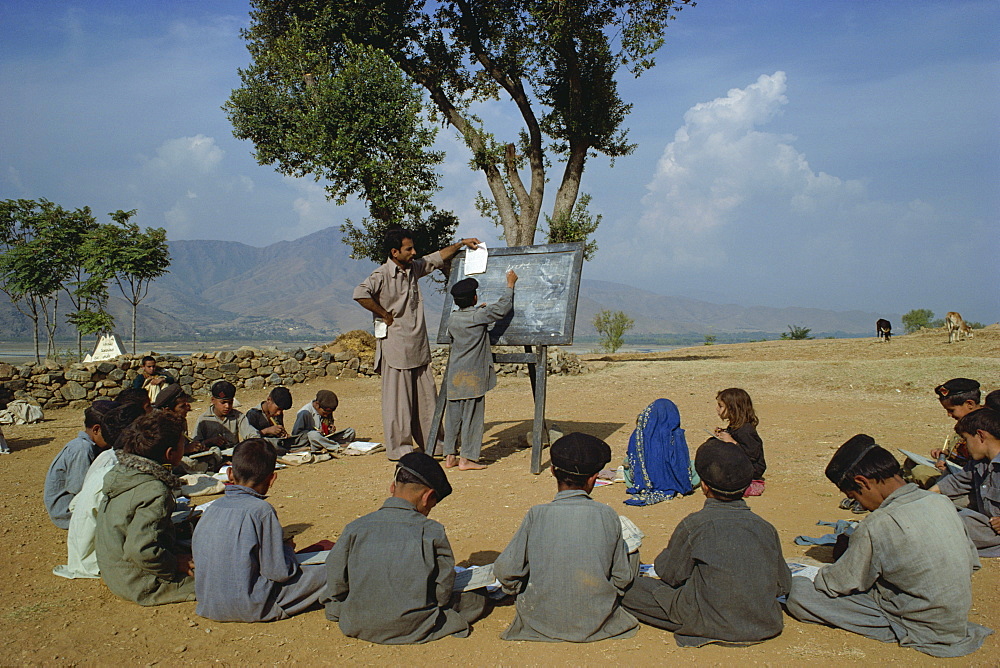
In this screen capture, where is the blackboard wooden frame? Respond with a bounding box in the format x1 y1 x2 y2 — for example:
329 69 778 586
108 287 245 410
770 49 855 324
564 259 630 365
428 242 584 474
435 242 585 346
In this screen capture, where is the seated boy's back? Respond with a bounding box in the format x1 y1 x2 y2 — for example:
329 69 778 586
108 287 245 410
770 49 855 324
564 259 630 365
622 439 790 647
324 453 481 643
44 403 111 528
193 439 326 622
494 433 638 642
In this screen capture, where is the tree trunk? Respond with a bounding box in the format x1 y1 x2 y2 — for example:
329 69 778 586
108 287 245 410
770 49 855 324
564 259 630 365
131 301 137 355
32 317 40 364
551 143 587 222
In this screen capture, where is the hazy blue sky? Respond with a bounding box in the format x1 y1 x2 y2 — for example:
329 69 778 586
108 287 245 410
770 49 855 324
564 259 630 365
1 1 997 319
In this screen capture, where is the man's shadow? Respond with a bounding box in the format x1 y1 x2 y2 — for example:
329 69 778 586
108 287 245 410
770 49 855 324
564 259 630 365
4 435 54 453
479 419 626 465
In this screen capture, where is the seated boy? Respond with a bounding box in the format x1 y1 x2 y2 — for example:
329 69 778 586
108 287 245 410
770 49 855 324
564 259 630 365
246 387 294 438
493 432 638 642
132 355 175 402
931 409 1000 557
192 438 327 621
54 403 146 579
44 401 113 529
96 411 196 605
193 380 260 448
292 390 355 449
621 439 790 647
786 434 991 657
442 272 515 471
324 452 485 643
902 378 981 489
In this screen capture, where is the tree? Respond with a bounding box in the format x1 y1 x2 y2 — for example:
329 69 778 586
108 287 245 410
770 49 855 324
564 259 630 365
0 199 74 363
594 309 634 353
901 308 934 334
83 210 170 354
227 31 455 263
781 325 812 340
231 0 695 254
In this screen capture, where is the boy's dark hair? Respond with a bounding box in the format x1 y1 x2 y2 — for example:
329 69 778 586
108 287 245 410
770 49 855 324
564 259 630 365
231 438 278 486
956 408 1000 440
141 355 156 365
116 387 150 407
453 293 476 308
269 386 293 411
119 411 186 463
394 466 433 496
552 467 593 489
826 435 900 493
382 226 414 257
935 378 981 407
84 402 113 430
100 403 147 449
985 389 1000 413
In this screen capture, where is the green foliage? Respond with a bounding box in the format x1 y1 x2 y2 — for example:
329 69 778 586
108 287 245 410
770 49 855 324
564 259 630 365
780 325 813 340
593 310 634 353
544 193 600 259
967 321 985 329
234 0 695 253
339 210 458 266
901 308 935 334
703 334 716 346
83 210 170 354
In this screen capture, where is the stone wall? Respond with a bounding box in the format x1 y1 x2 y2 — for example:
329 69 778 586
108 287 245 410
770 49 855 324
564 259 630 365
0 345 589 411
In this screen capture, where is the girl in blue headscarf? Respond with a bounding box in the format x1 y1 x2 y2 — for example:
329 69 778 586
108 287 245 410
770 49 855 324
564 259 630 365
625 399 694 506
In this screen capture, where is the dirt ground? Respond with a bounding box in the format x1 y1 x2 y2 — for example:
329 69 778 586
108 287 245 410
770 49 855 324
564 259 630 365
2 326 998 666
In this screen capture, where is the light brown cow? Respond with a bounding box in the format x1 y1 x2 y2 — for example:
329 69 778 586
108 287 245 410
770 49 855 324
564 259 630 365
946 311 974 343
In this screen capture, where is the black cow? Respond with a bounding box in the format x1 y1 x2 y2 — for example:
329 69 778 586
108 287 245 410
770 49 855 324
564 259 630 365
876 318 892 343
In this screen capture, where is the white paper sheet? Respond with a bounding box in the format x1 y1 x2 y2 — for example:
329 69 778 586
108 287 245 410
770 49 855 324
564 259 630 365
464 243 488 275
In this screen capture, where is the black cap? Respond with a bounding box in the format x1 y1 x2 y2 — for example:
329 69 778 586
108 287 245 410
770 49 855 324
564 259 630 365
211 380 236 400
450 277 478 298
315 389 339 410
695 439 754 494
269 387 292 410
152 383 182 409
398 452 452 501
825 434 880 487
551 432 612 475
934 378 979 399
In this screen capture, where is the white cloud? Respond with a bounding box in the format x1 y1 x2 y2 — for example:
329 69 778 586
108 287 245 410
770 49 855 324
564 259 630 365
142 134 224 178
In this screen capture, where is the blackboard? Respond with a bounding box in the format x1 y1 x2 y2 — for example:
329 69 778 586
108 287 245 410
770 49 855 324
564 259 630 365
435 242 584 346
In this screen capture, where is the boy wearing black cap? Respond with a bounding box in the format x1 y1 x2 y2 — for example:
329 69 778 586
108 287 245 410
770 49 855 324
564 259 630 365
443 269 516 470
787 434 991 657
193 380 260 448
323 452 486 643
621 438 790 647
931 409 1000 557
246 387 293 438
493 432 639 642
904 378 983 489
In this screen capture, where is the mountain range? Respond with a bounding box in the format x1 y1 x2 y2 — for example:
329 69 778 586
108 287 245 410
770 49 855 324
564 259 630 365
0 227 896 342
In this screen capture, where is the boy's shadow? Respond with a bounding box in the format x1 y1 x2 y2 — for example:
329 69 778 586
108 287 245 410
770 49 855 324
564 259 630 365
479 419 625 466
803 545 837 564
5 436 54 453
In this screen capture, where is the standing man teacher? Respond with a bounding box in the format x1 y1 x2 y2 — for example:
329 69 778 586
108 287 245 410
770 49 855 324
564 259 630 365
354 227 481 461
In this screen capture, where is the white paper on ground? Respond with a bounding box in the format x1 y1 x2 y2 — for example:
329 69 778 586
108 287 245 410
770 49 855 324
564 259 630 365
464 244 488 275
295 550 331 566
345 441 382 453
453 564 501 592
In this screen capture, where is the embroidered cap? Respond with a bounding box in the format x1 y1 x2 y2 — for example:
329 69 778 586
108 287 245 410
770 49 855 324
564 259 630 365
934 378 979 399
211 380 236 400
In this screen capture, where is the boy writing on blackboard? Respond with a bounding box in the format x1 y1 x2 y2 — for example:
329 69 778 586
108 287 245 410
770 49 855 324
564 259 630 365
443 270 517 470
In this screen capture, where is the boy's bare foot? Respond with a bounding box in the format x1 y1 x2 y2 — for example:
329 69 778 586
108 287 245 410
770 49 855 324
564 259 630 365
458 458 486 470
444 454 459 468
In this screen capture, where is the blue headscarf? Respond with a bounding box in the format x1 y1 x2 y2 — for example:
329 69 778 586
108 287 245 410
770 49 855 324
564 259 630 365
625 399 693 506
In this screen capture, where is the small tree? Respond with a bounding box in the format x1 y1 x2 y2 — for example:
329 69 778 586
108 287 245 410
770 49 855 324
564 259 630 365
83 210 170 354
704 334 717 346
593 310 634 354
901 308 935 334
781 325 812 340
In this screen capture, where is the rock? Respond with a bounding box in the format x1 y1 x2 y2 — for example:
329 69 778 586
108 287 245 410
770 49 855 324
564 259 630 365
267 373 283 386
68 399 90 410
235 348 255 360
347 357 360 370
217 351 236 364
326 362 343 375
333 352 354 362
283 359 301 373
339 368 358 379
272 364 284 375
292 373 305 383
293 348 306 361
32 388 53 400
60 381 88 401
65 369 91 382
96 362 116 374
237 368 255 379
179 375 195 386
202 368 223 381
4 379 27 391
258 366 272 376
245 376 266 390
0 363 13 380
219 363 239 374
321 352 332 362
107 368 126 381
